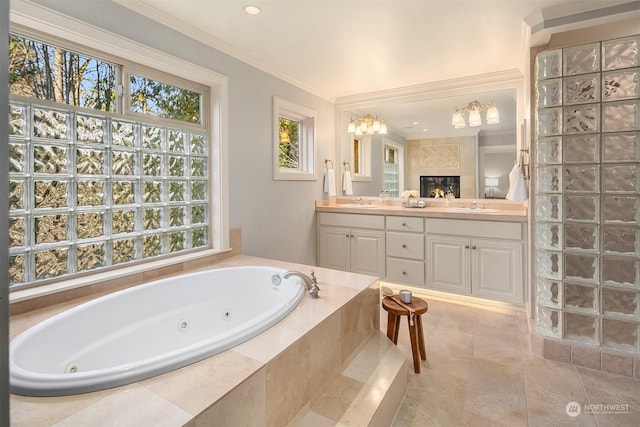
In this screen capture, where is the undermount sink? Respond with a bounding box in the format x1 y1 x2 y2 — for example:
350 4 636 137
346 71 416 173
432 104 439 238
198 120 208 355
337 204 379 208
446 207 499 214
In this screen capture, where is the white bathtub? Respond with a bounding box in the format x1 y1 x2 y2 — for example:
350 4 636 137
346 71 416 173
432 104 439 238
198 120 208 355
10 266 306 396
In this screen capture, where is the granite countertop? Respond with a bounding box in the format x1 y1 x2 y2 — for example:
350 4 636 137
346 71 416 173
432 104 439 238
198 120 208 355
315 199 528 223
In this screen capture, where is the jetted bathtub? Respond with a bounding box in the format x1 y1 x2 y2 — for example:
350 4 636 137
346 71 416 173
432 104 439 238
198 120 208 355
10 266 306 396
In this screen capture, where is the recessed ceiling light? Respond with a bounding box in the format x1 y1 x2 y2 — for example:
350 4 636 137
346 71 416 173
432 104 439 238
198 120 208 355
413 121 419 125
244 5 261 15
423 128 429 132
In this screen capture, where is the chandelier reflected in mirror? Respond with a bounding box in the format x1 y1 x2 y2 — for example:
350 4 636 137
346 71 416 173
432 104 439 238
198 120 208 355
451 100 500 129
347 113 388 135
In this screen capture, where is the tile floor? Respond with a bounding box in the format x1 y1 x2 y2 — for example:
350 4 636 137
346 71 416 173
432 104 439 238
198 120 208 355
385 297 640 427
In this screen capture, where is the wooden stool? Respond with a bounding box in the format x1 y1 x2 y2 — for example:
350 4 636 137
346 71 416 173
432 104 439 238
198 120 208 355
382 296 428 373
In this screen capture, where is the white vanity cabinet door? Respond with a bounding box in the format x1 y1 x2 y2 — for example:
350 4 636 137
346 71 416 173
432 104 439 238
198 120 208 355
471 238 523 303
426 235 471 294
426 229 524 303
317 226 351 272
350 229 386 277
317 213 385 277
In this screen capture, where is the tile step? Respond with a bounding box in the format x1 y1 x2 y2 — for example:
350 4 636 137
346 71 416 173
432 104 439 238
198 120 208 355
289 330 408 427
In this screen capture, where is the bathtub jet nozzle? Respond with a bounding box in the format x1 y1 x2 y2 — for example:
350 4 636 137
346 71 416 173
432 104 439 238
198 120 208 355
283 270 320 299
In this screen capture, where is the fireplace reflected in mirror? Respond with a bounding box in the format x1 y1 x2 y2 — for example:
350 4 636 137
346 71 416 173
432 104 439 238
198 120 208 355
420 176 461 198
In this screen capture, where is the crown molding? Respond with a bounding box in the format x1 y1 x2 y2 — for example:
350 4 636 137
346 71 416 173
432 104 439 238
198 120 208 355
525 0 640 47
335 69 523 110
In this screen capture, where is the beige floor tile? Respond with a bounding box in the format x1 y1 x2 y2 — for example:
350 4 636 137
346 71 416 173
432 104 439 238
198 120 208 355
477 310 522 332
577 367 640 427
522 355 586 406
473 327 522 372
463 359 528 426
385 299 640 427
526 396 598 427
461 410 511 426
404 369 467 426
412 296 449 316
431 326 476 354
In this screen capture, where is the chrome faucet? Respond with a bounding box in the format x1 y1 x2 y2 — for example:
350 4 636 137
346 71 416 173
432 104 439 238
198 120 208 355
283 270 320 299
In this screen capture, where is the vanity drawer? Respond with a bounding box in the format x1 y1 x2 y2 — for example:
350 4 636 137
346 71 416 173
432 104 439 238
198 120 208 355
425 218 522 240
386 216 424 232
386 258 425 286
318 212 385 229
386 232 425 260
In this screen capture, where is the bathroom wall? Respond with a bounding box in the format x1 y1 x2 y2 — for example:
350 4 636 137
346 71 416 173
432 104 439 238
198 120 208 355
1 0 10 422
406 136 477 198
28 0 335 266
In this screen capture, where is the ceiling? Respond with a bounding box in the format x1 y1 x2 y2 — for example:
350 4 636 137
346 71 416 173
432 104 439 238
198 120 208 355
117 0 637 138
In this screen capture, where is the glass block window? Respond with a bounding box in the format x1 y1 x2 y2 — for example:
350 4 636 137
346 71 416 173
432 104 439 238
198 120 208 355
535 34 640 353
383 145 400 197
8 33 210 288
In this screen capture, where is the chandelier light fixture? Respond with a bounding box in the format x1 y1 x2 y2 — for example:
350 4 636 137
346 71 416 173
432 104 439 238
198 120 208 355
451 100 500 129
347 113 388 136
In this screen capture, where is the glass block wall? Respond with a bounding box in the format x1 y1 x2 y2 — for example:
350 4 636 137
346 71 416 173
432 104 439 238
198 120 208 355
8 103 209 286
383 161 399 197
534 35 640 353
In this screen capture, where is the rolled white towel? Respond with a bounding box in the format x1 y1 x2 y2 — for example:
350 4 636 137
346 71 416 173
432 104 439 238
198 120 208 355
343 170 353 196
506 164 528 202
324 168 336 197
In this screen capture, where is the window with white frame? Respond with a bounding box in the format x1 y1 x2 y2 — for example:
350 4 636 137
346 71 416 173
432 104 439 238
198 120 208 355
8 31 212 287
273 96 316 180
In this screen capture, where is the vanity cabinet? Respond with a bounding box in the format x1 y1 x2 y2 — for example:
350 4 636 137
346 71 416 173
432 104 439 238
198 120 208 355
317 213 385 277
385 216 425 286
425 218 524 303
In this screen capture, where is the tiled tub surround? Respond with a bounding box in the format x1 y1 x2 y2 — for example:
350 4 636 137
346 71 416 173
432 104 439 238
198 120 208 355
534 35 640 358
10 255 402 426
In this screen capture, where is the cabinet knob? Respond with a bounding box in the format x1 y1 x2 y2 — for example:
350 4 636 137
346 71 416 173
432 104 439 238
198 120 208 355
402 271 407 275
402 222 407 226
346 234 350 238
402 244 407 248
465 245 470 249
472 245 477 250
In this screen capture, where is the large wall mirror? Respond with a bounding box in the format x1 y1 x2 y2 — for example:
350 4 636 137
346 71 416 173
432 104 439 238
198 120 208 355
337 76 523 199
